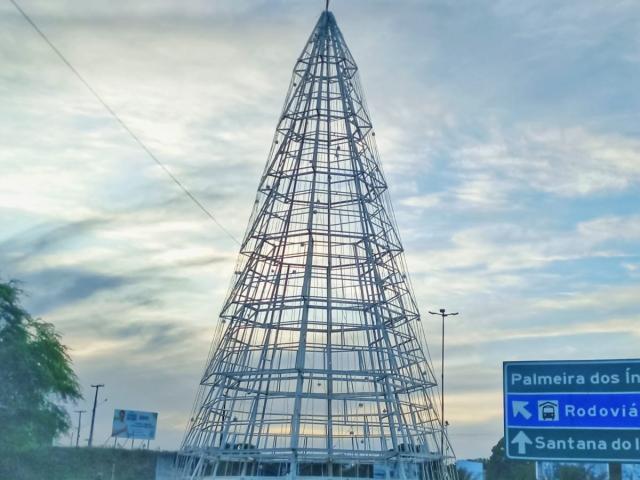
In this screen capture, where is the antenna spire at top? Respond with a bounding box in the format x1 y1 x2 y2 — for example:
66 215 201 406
326 0 329 11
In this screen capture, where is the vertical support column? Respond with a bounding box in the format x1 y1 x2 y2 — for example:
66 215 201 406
289 13 329 477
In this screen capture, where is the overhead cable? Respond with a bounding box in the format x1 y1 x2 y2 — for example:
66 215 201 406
9 0 241 246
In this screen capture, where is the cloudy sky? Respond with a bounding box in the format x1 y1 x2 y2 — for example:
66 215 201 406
1 0 639 460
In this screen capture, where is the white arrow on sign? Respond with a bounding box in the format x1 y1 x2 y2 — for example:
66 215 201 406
512 400 532 419
511 431 532 454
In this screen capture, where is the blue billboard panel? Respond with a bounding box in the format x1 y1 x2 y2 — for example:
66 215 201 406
536 462 609 480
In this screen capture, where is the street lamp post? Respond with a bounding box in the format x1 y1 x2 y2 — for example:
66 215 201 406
428 308 458 458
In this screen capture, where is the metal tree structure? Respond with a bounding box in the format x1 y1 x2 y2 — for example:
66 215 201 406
174 10 456 480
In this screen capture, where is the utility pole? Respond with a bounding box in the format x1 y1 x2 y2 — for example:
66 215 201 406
88 384 104 447
428 308 458 458
75 410 87 447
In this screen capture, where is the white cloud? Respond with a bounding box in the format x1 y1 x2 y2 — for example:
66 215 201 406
533 285 640 311
406 216 640 282
453 126 640 201
399 125 640 213
401 193 441 209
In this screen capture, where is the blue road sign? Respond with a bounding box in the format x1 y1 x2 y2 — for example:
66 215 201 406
503 359 640 462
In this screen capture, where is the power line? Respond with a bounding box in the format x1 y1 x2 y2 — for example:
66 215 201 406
9 0 241 246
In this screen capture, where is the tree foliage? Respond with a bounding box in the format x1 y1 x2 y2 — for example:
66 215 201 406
485 437 535 480
0 280 82 450
461 439 621 480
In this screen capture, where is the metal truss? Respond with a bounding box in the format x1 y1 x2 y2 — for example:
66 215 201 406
174 10 457 480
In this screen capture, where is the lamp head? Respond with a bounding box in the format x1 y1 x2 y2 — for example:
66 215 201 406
439 309 445 314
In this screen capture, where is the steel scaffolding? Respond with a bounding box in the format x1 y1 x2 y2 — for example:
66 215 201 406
174 10 457 480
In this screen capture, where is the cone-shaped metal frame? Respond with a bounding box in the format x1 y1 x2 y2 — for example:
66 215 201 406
174 11 457 480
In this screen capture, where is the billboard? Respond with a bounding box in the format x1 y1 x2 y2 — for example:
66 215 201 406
456 461 484 480
504 359 640 462
536 462 609 480
622 464 640 480
111 409 158 440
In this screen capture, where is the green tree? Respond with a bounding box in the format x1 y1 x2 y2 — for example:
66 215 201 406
0 280 82 451
485 437 535 480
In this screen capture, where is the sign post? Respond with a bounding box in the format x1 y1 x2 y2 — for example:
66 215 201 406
503 359 640 462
